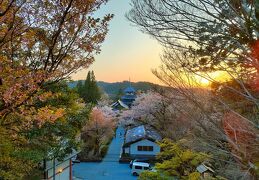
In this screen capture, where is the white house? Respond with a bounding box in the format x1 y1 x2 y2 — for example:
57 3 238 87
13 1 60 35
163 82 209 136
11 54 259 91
42 150 79 180
122 125 162 158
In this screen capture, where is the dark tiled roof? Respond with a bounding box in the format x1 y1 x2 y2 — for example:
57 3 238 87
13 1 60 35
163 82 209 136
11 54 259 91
121 95 136 107
124 125 162 147
111 100 129 109
121 94 136 100
124 86 136 93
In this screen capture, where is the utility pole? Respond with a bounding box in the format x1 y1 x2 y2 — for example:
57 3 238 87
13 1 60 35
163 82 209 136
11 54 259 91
53 158 56 180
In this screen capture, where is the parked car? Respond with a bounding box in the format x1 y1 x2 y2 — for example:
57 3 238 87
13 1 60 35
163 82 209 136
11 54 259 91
129 158 150 168
131 162 151 176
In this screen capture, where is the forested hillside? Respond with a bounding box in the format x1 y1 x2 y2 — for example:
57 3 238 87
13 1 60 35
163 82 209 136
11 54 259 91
69 81 160 98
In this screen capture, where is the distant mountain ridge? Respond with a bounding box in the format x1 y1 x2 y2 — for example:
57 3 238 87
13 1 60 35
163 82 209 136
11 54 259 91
68 80 160 98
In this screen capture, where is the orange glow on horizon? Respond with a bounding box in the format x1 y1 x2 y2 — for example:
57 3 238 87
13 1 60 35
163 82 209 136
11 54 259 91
195 71 231 88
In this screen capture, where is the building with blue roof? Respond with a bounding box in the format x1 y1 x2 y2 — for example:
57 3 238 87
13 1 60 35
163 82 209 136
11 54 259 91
112 83 136 110
121 85 136 108
122 125 161 159
124 86 136 94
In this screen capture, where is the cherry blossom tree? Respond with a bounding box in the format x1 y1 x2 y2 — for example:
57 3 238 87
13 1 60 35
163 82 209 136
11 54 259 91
80 107 115 159
0 0 112 178
0 0 112 119
123 91 163 120
121 91 193 140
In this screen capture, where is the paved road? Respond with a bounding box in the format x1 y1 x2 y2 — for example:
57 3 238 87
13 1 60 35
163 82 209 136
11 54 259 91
73 126 137 180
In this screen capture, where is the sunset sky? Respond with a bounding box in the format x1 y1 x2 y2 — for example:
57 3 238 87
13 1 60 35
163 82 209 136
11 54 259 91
71 0 163 84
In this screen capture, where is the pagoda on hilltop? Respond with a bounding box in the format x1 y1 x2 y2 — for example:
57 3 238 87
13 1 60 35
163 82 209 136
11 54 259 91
111 81 136 110
121 85 136 108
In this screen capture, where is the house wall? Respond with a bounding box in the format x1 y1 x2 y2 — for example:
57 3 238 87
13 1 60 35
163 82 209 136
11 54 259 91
129 139 160 157
55 167 70 180
46 159 70 180
124 147 130 154
44 151 78 180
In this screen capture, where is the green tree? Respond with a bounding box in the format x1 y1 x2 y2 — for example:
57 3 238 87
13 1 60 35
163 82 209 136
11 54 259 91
157 139 207 178
80 71 101 104
76 80 84 97
90 71 101 103
115 88 124 100
139 139 208 180
0 82 90 179
139 171 172 180
0 0 112 178
85 71 92 93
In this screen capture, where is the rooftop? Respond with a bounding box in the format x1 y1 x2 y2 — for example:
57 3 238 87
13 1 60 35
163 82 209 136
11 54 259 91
124 86 136 93
132 162 150 167
111 100 129 109
124 125 161 147
196 164 214 174
121 94 137 100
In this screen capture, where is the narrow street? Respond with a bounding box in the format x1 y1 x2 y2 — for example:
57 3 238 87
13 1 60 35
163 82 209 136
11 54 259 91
73 126 137 180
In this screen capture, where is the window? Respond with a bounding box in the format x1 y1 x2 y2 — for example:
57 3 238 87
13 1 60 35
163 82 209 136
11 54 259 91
137 146 143 151
135 166 142 169
143 146 148 151
148 146 153 151
144 167 149 170
137 146 153 151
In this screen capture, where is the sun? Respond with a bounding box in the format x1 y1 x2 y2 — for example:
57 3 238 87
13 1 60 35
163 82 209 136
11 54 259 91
195 77 211 87
199 78 210 86
194 71 231 87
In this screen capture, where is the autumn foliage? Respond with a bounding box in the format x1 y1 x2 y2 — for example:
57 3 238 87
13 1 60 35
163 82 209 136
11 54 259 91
249 40 259 90
223 112 257 160
0 0 112 118
223 111 259 175
0 0 112 178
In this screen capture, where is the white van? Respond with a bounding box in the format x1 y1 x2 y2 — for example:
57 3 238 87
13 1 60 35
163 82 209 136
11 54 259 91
131 162 151 176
